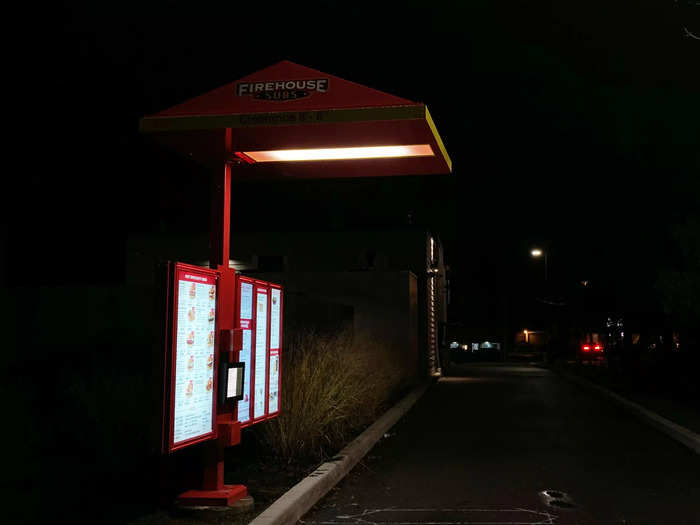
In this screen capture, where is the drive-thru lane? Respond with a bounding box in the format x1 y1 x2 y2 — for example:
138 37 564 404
300 364 700 525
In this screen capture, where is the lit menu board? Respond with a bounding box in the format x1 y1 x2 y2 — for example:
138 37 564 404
172 267 217 447
237 280 253 423
234 277 283 426
268 287 282 413
253 287 268 419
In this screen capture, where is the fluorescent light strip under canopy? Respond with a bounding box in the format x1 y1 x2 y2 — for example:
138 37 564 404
237 144 434 163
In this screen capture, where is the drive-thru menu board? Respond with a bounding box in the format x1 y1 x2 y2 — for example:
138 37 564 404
235 277 283 426
253 285 268 420
236 279 253 423
168 263 218 451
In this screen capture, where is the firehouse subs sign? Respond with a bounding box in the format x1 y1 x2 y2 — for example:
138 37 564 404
236 78 329 101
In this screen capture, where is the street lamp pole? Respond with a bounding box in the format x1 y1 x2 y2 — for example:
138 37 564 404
530 248 547 281
544 252 548 282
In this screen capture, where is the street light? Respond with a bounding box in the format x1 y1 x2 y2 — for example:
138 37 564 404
530 248 548 281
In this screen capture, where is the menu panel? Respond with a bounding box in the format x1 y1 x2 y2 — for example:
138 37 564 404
237 281 253 424
253 288 268 419
268 287 282 413
240 280 253 320
268 349 280 413
270 288 281 350
172 268 216 445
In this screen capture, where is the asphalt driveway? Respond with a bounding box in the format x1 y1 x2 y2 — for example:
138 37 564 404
300 364 700 525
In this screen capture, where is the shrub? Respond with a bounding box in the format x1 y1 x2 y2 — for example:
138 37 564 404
256 328 407 462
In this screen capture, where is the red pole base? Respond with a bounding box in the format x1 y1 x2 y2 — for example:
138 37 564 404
177 484 248 506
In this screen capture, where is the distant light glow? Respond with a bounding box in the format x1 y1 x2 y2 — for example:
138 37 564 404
582 344 591 352
531 248 543 257
237 144 434 163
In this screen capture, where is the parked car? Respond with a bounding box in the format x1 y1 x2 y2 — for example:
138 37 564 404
577 336 606 365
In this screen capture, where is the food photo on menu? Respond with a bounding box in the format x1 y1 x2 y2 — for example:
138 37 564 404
189 283 196 298
208 308 215 322
208 285 215 300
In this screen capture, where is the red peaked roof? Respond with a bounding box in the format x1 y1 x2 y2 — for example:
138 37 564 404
151 60 416 118
140 61 451 178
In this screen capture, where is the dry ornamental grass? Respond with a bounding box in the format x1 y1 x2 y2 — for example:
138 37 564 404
256 328 407 462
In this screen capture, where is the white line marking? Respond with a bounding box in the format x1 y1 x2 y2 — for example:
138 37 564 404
303 507 557 525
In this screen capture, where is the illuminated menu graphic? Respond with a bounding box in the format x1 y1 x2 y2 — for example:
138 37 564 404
240 281 253 320
173 271 216 445
268 288 281 413
237 281 253 423
254 289 268 419
268 349 280 413
270 288 281 349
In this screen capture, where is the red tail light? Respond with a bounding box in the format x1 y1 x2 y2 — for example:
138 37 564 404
593 344 603 352
582 344 591 352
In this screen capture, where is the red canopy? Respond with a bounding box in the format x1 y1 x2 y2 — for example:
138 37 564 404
140 61 451 179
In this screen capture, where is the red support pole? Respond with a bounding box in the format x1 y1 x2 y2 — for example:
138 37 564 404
177 137 247 508
210 161 231 271
201 439 225 491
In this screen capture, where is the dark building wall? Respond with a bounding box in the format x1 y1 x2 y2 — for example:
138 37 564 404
227 229 446 376
125 227 447 378
125 233 208 286
244 270 419 383
225 229 430 274
409 272 419 372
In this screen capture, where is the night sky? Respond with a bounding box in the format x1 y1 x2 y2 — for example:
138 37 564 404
11 1 699 326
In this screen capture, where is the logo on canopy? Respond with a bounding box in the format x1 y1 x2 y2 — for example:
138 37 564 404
236 78 329 101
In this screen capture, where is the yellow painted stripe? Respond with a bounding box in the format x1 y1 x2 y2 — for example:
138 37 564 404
424 106 452 173
139 105 426 133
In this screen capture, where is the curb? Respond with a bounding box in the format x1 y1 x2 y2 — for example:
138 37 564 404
249 382 431 525
554 368 700 455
